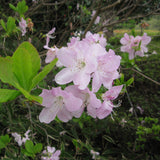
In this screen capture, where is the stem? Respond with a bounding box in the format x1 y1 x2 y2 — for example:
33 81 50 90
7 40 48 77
126 88 137 118
132 68 160 86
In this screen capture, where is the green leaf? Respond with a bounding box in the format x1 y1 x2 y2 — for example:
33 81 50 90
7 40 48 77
17 0 28 16
0 89 20 103
103 135 115 144
25 140 34 153
9 3 17 12
131 29 136 37
0 140 5 150
30 58 58 90
0 56 18 87
12 42 41 91
134 64 142 72
126 77 134 86
7 17 16 35
120 73 124 83
33 143 43 154
0 134 11 150
0 134 11 145
15 83 42 103
0 19 7 31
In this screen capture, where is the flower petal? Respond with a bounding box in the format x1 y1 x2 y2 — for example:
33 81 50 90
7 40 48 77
55 68 75 85
57 107 72 122
39 105 59 123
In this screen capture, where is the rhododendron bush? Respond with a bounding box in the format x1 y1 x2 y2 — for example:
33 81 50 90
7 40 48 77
1 0 159 159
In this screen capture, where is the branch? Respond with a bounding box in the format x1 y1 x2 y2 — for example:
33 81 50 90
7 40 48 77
132 68 160 86
83 0 122 37
101 8 160 29
100 0 122 12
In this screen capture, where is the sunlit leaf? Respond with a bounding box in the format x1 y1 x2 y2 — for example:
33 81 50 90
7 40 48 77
0 89 20 103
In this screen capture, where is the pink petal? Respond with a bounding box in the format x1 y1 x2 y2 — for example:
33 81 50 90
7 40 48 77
74 72 91 90
56 47 76 67
92 72 101 92
87 103 97 118
48 27 56 35
55 68 75 85
103 85 123 100
97 101 113 119
72 107 84 118
40 89 56 108
64 93 82 112
45 49 56 63
39 105 59 123
57 107 72 122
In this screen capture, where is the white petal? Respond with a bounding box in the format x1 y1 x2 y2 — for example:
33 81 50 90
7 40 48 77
55 68 75 84
39 105 59 123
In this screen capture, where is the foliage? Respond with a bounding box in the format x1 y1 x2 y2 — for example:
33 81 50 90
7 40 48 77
0 42 57 103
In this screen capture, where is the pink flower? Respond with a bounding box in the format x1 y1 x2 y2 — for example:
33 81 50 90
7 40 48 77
41 146 61 160
67 37 80 47
135 33 151 58
90 150 100 159
45 46 58 63
55 41 98 90
39 87 83 123
84 31 107 48
102 85 123 100
120 33 151 59
97 85 123 119
44 27 56 50
120 33 135 59
92 49 121 92
12 130 31 146
19 18 27 36
91 10 101 24
65 85 101 118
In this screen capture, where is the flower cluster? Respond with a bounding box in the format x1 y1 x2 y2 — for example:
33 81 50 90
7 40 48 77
19 18 27 36
41 146 61 160
91 10 101 24
120 33 151 59
11 130 30 146
90 150 100 159
39 31 123 123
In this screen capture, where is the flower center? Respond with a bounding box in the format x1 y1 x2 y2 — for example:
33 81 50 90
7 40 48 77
55 96 64 109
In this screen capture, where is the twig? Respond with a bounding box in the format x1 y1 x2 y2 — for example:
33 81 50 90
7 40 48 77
83 0 121 37
126 88 137 118
132 68 160 86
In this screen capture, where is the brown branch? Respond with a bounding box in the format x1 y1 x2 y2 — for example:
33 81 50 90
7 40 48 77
132 68 160 86
101 8 160 29
100 0 122 12
83 0 122 37
42 0 67 6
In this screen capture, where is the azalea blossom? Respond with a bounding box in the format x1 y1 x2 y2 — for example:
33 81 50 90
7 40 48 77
55 41 98 90
39 87 83 123
45 46 58 63
44 28 57 62
120 33 151 59
44 27 56 50
19 18 27 36
91 10 101 24
92 49 121 92
120 33 135 59
97 85 123 119
12 130 31 146
41 146 61 160
134 33 151 58
90 150 100 159
84 31 107 48
65 85 101 118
